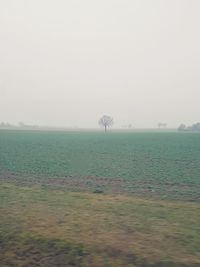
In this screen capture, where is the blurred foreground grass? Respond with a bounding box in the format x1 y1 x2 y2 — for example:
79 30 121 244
0 182 200 267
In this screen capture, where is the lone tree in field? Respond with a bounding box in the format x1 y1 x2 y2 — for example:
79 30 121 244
99 115 113 132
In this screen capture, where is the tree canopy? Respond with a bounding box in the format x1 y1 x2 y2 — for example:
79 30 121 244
99 115 113 132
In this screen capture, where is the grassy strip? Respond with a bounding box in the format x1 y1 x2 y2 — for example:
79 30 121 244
0 182 200 266
0 233 87 267
0 172 199 201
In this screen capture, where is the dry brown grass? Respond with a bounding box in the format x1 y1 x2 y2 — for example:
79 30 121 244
1 183 200 266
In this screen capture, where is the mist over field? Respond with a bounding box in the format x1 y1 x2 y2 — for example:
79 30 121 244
0 0 200 128
1 2 200 267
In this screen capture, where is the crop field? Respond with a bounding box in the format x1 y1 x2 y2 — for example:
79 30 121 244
0 130 200 266
0 130 200 200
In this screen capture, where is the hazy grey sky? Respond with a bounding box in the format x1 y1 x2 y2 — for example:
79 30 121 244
0 0 200 128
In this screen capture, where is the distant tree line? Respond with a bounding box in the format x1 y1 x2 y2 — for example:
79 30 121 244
0 122 14 128
0 122 39 129
158 122 167 128
178 122 200 132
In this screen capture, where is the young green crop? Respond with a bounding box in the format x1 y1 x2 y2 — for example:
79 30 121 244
0 130 199 200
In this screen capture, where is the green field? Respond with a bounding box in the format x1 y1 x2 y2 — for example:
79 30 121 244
0 130 200 266
0 130 200 200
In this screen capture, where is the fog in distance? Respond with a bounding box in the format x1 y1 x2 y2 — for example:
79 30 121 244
0 0 200 128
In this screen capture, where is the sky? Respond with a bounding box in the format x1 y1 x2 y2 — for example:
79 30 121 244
0 0 200 128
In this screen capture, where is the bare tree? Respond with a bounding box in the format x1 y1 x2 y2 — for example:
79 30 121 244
99 115 113 132
178 122 200 132
178 124 186 131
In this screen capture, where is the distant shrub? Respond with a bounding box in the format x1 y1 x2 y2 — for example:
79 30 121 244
93 188 104 194
178 122 200 132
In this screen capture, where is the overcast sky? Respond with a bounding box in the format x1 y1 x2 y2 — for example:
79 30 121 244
0 0 200 128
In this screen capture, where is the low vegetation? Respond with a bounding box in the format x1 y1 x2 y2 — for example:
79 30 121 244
0 130 200 266
0 130 199 200
0 183 200 267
